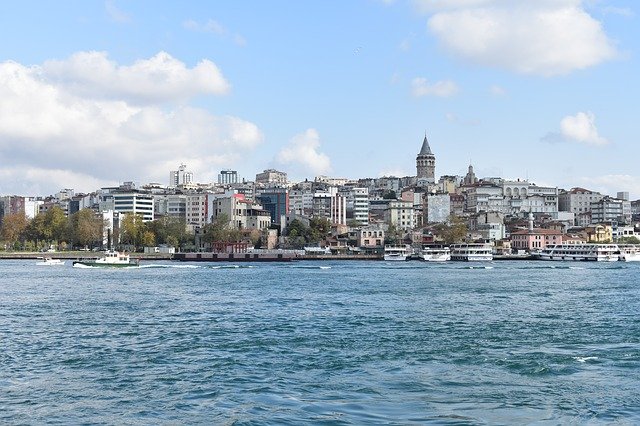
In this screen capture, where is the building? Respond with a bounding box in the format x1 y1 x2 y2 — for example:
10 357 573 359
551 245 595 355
385 200 415 230
463 164 477 186
218 170 238 185
590 196 630 224
558 187 603 217
212 194 271 231
509 212 563 251
155 194 187 220
339 186 369 226
416 133 436 186
424 193 450 224
356 226 385 248
112 191 154 222
169 164 194 187
256 188 289 226
312 190 347 225
255 169 287 187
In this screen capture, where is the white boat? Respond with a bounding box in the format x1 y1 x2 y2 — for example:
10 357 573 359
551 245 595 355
534 243 620 262
421 246 451 262
450 243 493 261
618 244 640 262
36 257 65 266
384 245 410 261
73 250 139 268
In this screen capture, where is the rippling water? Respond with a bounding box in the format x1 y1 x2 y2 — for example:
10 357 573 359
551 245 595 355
1 260 639 424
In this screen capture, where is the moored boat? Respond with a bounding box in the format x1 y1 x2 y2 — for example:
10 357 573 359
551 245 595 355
450 243 493 261
618 244 640 262
421 246 451 262
73 250 139 267
534 243 620 261
384 245 410 261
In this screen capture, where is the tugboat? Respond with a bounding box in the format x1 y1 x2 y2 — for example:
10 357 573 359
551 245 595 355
73 250 139 268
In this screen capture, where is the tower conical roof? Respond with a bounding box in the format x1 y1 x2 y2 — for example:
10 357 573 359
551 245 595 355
418 134 433 156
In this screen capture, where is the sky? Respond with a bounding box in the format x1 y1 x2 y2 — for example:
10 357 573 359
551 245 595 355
0 0 638 199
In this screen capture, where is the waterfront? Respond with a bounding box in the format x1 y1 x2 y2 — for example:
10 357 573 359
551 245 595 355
1 260 639 424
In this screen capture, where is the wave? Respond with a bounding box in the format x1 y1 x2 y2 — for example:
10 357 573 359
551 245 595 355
573 356 599 363
207 265 256 269
289 265 332 270
138 264 200 269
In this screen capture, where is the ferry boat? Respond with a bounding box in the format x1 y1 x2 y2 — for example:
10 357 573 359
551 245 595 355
618 244 640 262
383 245 410 261
534 243 620 262
421 246 451 262
36 257 65 266
73 250 139 268
450 243 493 261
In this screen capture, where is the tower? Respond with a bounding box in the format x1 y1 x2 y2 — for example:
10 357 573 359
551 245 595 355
416 133 435 186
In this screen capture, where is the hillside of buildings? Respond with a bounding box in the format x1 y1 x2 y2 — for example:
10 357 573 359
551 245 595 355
2 140 640 254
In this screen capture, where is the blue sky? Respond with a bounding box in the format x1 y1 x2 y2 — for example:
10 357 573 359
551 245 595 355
0 0 638 198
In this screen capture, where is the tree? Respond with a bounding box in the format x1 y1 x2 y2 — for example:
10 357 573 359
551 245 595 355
433 215 468 244
201 214 232 245
69 209 103 248
0 213 29 247
120 213 147 250
382 190 397 200
45 206 68 242
309 217 331 243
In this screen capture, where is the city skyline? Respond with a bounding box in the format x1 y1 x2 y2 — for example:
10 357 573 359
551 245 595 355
0 1 638 198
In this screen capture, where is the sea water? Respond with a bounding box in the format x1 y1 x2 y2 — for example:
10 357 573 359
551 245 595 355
1 260 639 424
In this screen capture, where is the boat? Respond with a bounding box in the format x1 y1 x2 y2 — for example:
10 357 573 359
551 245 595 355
421 246 451 262
73 250 139 267
618 244 640 262
450 243 493 261
384 245 410 261
534 243 620 262
36 257 65 266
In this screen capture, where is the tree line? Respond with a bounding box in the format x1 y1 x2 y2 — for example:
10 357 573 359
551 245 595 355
0 206 193 251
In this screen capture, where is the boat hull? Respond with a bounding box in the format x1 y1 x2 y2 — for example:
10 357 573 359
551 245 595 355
73 261 138 268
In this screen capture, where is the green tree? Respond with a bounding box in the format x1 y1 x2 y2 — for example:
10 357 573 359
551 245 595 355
201 214 232 245
309 217 331 242
69 209 103 248
433 215 468 244
45 206 68 243
120 213 147 249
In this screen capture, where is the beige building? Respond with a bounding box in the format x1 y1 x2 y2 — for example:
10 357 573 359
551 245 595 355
212 194 271 231
385 200 415 230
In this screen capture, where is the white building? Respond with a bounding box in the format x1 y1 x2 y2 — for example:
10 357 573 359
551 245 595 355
425 193 450 224
312 189 347 225
558 187 603 216
339 186 369 226
169 164 194 187
155 194 187 220
591 196 631 224
255 169 287 187
113 191 154 222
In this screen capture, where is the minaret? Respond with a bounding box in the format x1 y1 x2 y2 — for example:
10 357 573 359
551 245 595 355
416 133 435 186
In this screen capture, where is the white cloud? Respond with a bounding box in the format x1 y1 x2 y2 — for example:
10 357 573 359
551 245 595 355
183 19 247 46
0 53 262 195
41 51 230 104
275 129 332 177
183 19 226 35
576 175 640 199
105 0 131 23
412 77 459 97
560 111 608 146
416 0 617 76
489 85 506 96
